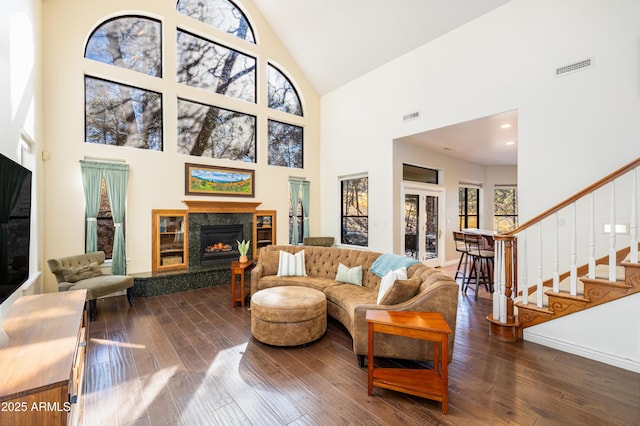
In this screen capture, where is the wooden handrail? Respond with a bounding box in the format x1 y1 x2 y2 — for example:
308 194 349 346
501 157 640 238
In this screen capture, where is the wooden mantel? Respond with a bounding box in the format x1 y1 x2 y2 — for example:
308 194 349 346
182 200 262 213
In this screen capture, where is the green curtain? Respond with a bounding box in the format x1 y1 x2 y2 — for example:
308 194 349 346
104 163 129 275
289 179 301 245
80 161 104 253
300 180 310 239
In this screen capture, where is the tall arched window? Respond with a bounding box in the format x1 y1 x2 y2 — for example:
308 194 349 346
83 1 303 165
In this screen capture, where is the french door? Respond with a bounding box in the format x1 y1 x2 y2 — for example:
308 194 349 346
402 186 444 267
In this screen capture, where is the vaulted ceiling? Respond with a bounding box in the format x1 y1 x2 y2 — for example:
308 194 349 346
252 0 516 166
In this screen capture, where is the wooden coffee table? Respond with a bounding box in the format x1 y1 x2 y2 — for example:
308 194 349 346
366 310 452 414
230 259 255 307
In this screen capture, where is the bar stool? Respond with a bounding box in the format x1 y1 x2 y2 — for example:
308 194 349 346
452 231 469 282
463 233 494 300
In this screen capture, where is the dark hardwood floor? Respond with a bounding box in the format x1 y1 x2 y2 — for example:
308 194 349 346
81 273 640 425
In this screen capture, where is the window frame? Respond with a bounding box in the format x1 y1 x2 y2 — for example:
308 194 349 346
340 174 369 247
493 185 518 232
458 185 480 230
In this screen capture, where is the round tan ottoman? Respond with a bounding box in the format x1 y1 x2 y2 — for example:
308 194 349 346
251 286 327 346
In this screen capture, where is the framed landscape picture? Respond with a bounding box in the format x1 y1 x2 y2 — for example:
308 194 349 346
185 163 255 197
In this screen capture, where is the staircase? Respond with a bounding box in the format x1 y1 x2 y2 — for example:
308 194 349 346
487 157 640 341
515 251 640 329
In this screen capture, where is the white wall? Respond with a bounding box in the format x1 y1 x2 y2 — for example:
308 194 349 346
40 0 320 291
0 0 42 315
320 0 640 370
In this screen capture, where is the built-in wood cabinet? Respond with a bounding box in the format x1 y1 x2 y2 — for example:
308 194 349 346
152 209 188 271
254 210 276 257
0 290 87 426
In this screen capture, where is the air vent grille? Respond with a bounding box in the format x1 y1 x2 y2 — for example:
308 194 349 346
555 58 593 77
403 111 420 121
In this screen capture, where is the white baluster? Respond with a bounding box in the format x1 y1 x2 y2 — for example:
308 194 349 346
522 232 528 305
493 240 502 319
588 192 596 279
553 213 560 292
631 168 638 264
609 181 617 281
537 225 543 308
570 203 578 296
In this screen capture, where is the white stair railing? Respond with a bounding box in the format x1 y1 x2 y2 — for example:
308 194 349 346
491 158 640 328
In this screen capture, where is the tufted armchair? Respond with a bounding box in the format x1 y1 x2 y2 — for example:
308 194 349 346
47 251 134 321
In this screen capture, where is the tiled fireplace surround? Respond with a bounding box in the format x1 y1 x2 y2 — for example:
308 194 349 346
133 201 260 297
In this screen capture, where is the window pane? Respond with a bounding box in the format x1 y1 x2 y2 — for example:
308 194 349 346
85 76 163 150
268 120 303 168
288 196 303 244
97 179 114 259
177 98 256 161
268 64 302 116
177 30 256 102
494 187 518 232
403 164 438 184
458 187 479 229
177 0 255 43
85 16 162 77
341 177 368 246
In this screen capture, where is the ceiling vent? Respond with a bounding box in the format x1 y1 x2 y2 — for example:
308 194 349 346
555 58 593 77
403 111 420 121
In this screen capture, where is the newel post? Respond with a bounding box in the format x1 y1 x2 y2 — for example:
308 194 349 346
486 234 521 341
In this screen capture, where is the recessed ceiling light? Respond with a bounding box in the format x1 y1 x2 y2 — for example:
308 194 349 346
500 124 511 129
506 141 515 145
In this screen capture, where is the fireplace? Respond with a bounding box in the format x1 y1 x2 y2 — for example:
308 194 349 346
199 224 243 265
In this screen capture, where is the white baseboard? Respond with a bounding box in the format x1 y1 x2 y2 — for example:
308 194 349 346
524 330 640 373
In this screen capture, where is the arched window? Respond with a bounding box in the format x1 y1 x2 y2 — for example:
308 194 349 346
83 1 302 164
85 16 161 77
177 0 255 43
268 64 302 116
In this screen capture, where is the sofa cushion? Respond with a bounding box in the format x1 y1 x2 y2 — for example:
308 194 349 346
258 275 339 293
277 250 307 276
61 262 103 283
376 268 407 304
378 277 421 305
335 263 363 286
324 284 377 314
68 274 133 300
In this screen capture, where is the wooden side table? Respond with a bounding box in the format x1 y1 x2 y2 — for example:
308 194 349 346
231 259 255 307
366 310 452 414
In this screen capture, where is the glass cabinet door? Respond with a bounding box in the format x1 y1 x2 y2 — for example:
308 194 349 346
254 210 276 257
152 210 188 271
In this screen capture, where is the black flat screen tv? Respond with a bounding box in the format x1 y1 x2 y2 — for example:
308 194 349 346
0 153 32 304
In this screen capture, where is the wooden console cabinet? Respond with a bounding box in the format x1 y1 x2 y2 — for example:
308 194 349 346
0 290 87 425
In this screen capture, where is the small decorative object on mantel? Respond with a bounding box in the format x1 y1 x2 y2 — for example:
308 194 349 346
237 239 251 263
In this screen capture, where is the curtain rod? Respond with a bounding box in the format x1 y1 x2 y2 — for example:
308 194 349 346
83 156 126 163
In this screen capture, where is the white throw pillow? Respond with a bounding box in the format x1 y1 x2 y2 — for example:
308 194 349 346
277 250 307 277
335 263 363 286
376 267 408 304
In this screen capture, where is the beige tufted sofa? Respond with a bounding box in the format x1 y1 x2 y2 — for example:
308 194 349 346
251 245 459 366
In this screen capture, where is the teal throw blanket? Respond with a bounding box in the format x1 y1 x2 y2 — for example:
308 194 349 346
370 253 421 277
